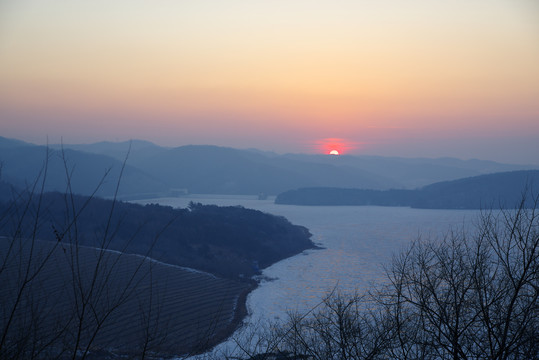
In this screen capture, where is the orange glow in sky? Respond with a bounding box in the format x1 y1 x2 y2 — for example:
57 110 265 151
0 0 538 163
314 138 360 156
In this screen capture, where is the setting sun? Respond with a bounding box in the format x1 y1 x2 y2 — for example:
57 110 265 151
315 138 359 155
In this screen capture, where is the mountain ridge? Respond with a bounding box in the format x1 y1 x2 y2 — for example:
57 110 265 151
1 137 536 197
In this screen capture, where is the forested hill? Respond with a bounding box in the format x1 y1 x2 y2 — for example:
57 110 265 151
275 170 539 209
0 187 314 278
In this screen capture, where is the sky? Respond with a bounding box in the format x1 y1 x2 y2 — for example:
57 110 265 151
1 0 538 164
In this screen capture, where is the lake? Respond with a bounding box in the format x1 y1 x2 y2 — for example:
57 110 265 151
134 195 480 356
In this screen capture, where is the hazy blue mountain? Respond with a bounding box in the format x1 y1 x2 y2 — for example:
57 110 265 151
276 170 539 209
282 153 535 188
134 145 397 195
0 144 168 198
3 137 537 196
0 136 33 148
50 139 168 163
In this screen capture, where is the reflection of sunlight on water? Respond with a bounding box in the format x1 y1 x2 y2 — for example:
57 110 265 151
133 196 479 359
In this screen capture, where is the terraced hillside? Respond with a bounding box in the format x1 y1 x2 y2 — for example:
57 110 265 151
0 238 251 358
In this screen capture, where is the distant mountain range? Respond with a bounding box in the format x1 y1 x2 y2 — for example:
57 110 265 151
1 136 536 198
275 170 539 209
0 138 168 198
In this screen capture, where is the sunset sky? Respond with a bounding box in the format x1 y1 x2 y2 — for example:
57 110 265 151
1 1 538 164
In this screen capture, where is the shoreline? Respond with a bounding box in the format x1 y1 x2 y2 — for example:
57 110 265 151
193 279 258 356
189 247 322 358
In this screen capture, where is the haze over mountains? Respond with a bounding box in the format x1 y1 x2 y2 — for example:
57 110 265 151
0 138 168 198
0 136 536 198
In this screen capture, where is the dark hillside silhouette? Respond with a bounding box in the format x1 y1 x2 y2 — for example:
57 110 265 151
276 170 539 209
416 169 539 208
0 187 314 278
